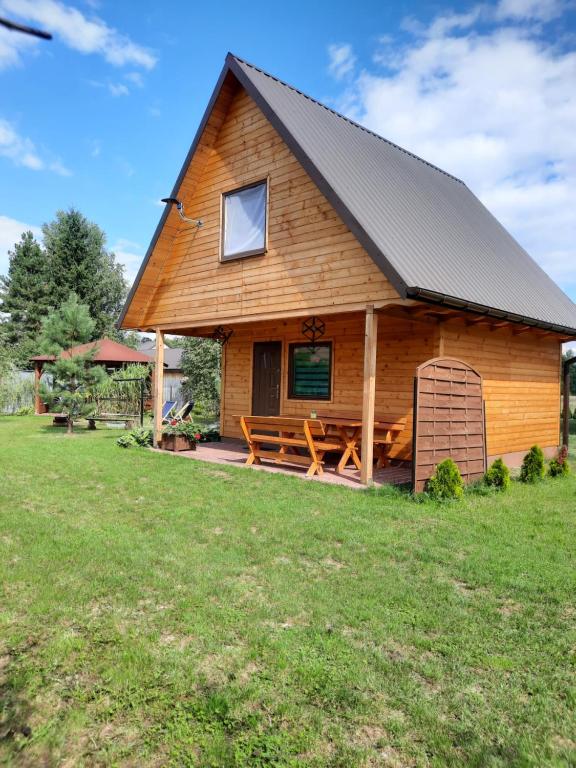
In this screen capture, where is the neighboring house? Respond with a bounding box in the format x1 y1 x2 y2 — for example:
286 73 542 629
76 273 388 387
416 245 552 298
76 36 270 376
119 53 576 481
138 337 185 406
31 338 153 414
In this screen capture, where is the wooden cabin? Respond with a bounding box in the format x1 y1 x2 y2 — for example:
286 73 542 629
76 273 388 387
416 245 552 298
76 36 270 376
119 53 576 483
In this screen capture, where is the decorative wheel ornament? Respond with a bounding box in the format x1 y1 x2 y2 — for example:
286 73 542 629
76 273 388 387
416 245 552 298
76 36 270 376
302 316 325 349
211 326 234 345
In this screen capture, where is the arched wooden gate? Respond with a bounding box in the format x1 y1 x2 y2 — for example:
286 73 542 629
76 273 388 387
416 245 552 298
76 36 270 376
412 357 487 492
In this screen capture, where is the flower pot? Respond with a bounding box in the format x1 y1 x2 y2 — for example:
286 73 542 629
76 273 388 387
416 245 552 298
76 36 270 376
162 434 196 452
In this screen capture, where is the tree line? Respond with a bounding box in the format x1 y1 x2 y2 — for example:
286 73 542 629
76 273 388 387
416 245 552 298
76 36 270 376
0 207 130 367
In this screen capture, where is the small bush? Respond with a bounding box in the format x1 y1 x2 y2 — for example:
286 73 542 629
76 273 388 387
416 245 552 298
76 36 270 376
15 405 33 416
116 434 134 448
519 445 545 483
131 427 153 447
548 446 570 478
426 458 464 501
484 458 511 491
116 427 153 449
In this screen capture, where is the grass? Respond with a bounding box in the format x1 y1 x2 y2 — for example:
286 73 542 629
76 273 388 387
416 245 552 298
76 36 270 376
1 417 575 767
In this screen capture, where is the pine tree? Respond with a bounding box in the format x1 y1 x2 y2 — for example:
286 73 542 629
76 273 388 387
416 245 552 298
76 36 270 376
42 208 128 338
0 231 53 366
40 293 106 433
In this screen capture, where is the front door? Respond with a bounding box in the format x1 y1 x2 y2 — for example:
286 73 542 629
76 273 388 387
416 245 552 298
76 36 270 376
252 342 281 416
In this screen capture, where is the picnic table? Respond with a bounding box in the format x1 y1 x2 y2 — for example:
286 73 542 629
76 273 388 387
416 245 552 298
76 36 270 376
237 414 405 476
318 415 405 472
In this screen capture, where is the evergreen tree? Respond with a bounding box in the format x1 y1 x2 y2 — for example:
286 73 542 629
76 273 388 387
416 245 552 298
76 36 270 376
42 208 128 338
0 231 53 366
40 293 106 433
180 337 221 415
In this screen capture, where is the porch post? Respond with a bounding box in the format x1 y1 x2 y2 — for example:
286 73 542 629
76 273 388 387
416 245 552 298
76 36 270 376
34 362 43 415
563 358 575 448
361 305 378 485
153 329 165 448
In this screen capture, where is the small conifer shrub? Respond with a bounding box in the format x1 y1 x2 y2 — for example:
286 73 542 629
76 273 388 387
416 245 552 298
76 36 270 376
484 458 511 491
548 445 570 478
426 458 464 500
519 445 545 483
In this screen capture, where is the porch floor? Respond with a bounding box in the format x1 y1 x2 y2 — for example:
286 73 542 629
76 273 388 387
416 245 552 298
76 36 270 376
156 438 411 489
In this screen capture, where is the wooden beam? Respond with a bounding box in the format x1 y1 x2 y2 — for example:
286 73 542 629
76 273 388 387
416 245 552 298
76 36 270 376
466 316 491 326
562 359 573 448
153 329 165 448
34 362 43 415
360 305 378 486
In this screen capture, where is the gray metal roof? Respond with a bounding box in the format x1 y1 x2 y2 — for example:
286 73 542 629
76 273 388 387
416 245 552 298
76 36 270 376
230 54 576 334
138 339 183 370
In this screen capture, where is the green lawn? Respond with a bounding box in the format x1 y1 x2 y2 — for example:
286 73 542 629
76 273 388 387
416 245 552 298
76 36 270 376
1 417 575 767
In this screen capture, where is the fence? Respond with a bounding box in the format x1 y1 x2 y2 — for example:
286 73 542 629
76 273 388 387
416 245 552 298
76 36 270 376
163 377 184 409
0 369 39 414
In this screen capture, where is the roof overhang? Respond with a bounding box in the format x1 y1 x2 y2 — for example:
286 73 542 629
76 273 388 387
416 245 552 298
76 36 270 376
407 287 576 338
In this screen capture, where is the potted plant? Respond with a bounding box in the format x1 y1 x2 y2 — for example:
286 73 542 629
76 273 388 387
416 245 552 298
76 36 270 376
161 422 200 452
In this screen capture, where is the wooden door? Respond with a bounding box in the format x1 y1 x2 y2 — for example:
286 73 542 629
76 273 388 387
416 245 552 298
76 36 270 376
252 342 281 416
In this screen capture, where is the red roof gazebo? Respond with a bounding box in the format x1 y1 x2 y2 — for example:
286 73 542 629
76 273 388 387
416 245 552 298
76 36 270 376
31 338 153 414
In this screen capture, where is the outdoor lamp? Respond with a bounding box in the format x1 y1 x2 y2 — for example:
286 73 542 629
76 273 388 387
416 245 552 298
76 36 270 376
161 197 203 227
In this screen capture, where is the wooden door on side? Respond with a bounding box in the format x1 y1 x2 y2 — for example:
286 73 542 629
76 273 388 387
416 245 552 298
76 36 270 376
252 342 281 416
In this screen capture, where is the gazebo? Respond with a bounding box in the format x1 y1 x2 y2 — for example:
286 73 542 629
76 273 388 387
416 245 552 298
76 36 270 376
30 338 154 414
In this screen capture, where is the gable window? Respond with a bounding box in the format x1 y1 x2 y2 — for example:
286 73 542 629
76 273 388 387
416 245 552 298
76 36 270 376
222 180 267 260
288 343 332 400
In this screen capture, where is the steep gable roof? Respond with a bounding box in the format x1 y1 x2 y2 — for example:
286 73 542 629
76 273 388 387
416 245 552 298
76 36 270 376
119 53 576 335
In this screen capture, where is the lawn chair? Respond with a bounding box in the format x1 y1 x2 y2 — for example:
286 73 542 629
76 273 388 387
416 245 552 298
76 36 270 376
172 401 194 423
161 400 177 424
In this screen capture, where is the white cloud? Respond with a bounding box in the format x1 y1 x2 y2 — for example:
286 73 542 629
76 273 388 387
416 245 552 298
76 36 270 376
0 118 43 169
0 214 42 276
124 71 144 88
0 117 71 174
495 0 567 21
108 82 129 97
0 0 156 69
327 43 356 80
329 3 576 298
0 21 39 70
110 238 142 283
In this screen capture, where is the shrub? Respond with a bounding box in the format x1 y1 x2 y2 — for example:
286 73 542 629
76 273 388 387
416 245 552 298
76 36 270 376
548 446 570 478
484 458 511 491
116 434 134 448
116 427 153 449
519 445 545 483
426 458 464 501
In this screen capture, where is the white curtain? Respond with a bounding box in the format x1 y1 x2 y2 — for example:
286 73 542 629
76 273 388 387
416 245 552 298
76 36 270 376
224 183 266 257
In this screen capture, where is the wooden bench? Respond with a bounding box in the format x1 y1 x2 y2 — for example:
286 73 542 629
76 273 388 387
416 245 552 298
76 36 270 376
373 420 406 468
87 414 137 430
239 416 344 477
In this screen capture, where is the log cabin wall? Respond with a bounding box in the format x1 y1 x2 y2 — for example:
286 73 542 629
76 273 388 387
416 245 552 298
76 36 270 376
438 320 561 459
134 84 399 330
220 312 562 464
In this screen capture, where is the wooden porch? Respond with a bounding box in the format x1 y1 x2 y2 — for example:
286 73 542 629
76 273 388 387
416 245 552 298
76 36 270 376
154 438 411 489
149 302 565 486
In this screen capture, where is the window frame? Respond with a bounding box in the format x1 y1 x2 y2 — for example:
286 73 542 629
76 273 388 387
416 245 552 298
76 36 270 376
287 342 333 401
220 178 269 262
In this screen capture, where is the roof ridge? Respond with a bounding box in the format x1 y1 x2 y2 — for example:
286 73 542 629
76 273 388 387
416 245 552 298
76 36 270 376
228 53 465 186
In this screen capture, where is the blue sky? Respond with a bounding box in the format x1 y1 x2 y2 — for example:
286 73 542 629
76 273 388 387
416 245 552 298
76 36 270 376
1 0 575 314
